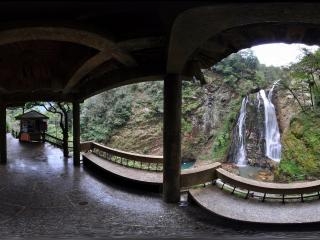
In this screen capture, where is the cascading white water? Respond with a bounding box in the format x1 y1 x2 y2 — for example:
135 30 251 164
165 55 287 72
236 97 248 166
233 81 282 166
257 92 261 109
259 83 281 162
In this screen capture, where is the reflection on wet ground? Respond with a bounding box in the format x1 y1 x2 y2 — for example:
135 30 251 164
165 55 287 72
2 134 320 239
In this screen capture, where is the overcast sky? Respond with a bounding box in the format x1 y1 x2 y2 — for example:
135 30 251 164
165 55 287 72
250 43 319 67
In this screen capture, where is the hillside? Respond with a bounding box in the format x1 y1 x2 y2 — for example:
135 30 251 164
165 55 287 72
81 74 241 166
80 49 277 166
6 47 320 183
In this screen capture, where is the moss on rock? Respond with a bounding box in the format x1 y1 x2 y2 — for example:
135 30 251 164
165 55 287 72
275 112 320 182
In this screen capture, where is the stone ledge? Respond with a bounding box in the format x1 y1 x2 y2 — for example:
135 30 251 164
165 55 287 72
180 162 221 188
189 185 320 224
217 168 320 195
82 152 163 186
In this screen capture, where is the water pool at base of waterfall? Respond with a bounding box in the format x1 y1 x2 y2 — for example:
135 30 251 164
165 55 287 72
238 165 274 182
181 161 195 170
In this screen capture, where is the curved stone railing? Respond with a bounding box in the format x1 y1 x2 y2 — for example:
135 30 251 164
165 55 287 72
80 141 163 171
216 168 320 202
80 141 93 152
80 141 223 188
180 162 221 189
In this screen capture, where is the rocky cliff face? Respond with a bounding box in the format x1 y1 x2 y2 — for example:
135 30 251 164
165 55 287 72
105 70 241 164
274 89 301 134
95 71 299 170
181 70 240 162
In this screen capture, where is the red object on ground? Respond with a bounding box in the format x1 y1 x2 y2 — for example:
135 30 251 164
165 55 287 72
20 133 31 142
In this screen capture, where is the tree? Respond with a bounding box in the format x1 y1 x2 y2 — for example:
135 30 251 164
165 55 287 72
278 68 306 112
81 87 132 142
25 102 72 157
211 49 269 95
287 48 320 111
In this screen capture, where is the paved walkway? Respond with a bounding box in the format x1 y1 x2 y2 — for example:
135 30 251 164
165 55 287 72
189 185 320 224
3 134 320 239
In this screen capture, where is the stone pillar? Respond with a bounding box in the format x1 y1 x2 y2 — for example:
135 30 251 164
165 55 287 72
163 74 182 203
73 102 80 166
0 103 6 164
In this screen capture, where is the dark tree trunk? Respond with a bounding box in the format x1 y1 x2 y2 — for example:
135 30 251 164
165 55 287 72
58 102 69 158
62 123 69 157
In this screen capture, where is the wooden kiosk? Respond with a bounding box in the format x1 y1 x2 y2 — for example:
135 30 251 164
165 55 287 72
15 110 48 142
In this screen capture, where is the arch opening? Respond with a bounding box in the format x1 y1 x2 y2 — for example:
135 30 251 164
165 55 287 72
188 42 320 184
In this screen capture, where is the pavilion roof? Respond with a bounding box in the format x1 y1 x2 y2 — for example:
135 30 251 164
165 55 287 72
15 110 49 120
0 1 319 106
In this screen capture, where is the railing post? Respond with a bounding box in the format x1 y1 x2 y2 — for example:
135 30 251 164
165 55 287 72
42 132 45 143
163 74 181 203
0 103 6 164
73 102 80 166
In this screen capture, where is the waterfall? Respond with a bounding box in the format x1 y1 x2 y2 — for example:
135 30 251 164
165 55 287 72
259 84 281 162
232 81 282 166
257 92 261 109
235 97 248 166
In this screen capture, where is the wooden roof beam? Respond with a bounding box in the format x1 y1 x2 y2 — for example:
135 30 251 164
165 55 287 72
64 36 170 95
0 26 138 67
62 51 112 94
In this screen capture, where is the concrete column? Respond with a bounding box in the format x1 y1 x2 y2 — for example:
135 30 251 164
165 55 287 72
163 74 182 203
0 103 6 164
73 102 80 166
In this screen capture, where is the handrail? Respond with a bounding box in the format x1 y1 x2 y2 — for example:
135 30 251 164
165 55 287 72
81 141 163 171
11 130 73 150
80 141 224 186
80 141 92 152
92 142 163 163
180 162 221 188
216 168 320 202
44 133 73 149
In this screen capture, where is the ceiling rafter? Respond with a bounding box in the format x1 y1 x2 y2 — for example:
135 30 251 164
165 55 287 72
0 27 138 96
62 51 112 94
63 36 167 95
0 27 137 67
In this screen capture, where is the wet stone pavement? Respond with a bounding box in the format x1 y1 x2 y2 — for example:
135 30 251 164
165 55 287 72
2 134 320 239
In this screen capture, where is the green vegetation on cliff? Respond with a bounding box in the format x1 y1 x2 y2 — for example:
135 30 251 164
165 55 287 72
211 100 240 161
5 44 320 182
79 49 281 164
275 113 320 182
273 48 320 182
81 87 132 142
